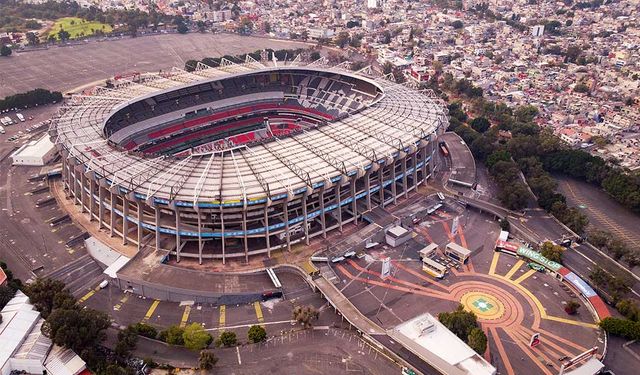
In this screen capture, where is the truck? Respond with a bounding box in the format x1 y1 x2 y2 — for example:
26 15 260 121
16 113 25 122
0 125 5 134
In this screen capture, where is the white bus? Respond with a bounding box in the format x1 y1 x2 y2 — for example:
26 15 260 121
426 203 443 215
422 257 446 279
445 242 471 264
437 192 445 201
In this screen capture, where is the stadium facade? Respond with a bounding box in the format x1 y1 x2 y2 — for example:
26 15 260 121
51 59 448 264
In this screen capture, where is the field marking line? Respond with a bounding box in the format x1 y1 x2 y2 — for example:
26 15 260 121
512 268 537 285
488 251 501 276
142 299 160 323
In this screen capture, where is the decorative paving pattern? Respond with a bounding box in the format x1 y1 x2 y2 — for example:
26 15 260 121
460 291 505 321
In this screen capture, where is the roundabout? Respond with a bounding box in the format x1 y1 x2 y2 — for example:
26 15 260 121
460 291 505 321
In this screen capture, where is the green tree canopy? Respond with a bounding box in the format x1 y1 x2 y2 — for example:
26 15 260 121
183 323 212 351
470 117 491 133
43 308 110 353
217 331 237 347
248 324 267 343
467 327 487 354
199 350 218 370
24 278 76 318
0 45 12 57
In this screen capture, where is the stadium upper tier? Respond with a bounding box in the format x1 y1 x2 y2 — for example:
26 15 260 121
51 62 447 206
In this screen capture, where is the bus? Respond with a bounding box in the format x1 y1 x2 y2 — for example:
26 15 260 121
436 192 445 201
426 203 443 215
495 240 519 257
422 257 447 279
445 242 471 264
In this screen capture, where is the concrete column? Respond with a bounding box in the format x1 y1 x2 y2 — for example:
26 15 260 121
336 184 342 232
122 197 129 246
302 193 309 246
242 209 249 263
378 167 384 207
197 209 203 265
350 178 357 225
412 153 418 190
88 178 94 221
421 145 429 184
175 206 180 262
365 170 372 212
109 192 115 237
220 207 226 265
155 206 161 252
264 206 271 258
137 201 143 251
283 197 291 252
98 185 104 229
402 156 408 199
391 161 397 205
320 187 327 239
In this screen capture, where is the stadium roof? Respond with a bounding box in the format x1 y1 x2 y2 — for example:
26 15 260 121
52 60 447 207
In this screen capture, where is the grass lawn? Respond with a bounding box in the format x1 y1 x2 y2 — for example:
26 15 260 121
50 17 112 40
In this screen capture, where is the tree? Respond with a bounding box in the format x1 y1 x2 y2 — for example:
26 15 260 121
26 32 39 45
199 350 218 370
564 300 580 315
248 324 267 343
132 322 158 339
335 31 350 48
451 20 464 29
310 51 321 61
293 305 319 328
467 327 487 355
24 278 76 318
0 45 12 57
196 20 206 33
160 325 185 346
438 304 478 341
573 83 589 93
183 323 212 351
115 325 138 358
58 29 71 41
217 331 237 347
540 241 564 263
43 308 111 353
470 117 491 133
0 286 16 309
382 61 394 75
616 299 640 321
499 218 510 231
599 317 640 340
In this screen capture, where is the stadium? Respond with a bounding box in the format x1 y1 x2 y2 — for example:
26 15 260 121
50 58 448 264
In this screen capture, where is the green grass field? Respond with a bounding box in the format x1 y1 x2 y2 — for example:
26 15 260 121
50 17 112 40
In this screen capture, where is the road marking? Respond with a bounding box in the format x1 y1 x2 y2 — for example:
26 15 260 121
180 305 191 328
254 301 264 325
236 346 242 365
78 288 97 303
219 305 226 330
113 293 129 311
205 320 295 332
512 269 536 285
142 299 160 323
504 260 525 280
543 315 598 329
488 251 500 276
489 327 515 375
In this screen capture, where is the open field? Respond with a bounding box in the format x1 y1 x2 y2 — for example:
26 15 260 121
49 17 112 40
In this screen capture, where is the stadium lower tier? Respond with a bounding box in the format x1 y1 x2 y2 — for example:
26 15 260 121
61 143 434 264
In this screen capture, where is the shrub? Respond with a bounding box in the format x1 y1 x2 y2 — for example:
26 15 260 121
159 325 185 346
564 300 580 315
216 331 237 347
133 322 158 339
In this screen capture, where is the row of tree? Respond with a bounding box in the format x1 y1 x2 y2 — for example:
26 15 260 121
588 230 640 269
0 88 62 112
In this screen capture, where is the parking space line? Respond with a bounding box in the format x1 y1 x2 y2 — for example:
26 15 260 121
513 269 536 285
180 305 191 328
504 260 525 280
78 288 98 303
219 305 226 329
542 315 598 329
488 251 500 276
113 294 129 311
253 302 264 325
142 299 160 323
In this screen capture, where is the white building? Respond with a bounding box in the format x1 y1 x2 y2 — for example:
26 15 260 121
11 134 56 166
385 225 412 247
388 313 496 375
367 0 379 8
0 291 87 375
531 24 545 37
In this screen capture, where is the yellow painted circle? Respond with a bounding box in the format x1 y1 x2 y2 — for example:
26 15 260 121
460 291 505 321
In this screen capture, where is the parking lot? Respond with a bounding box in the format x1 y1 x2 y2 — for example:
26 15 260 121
0 33 310 97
